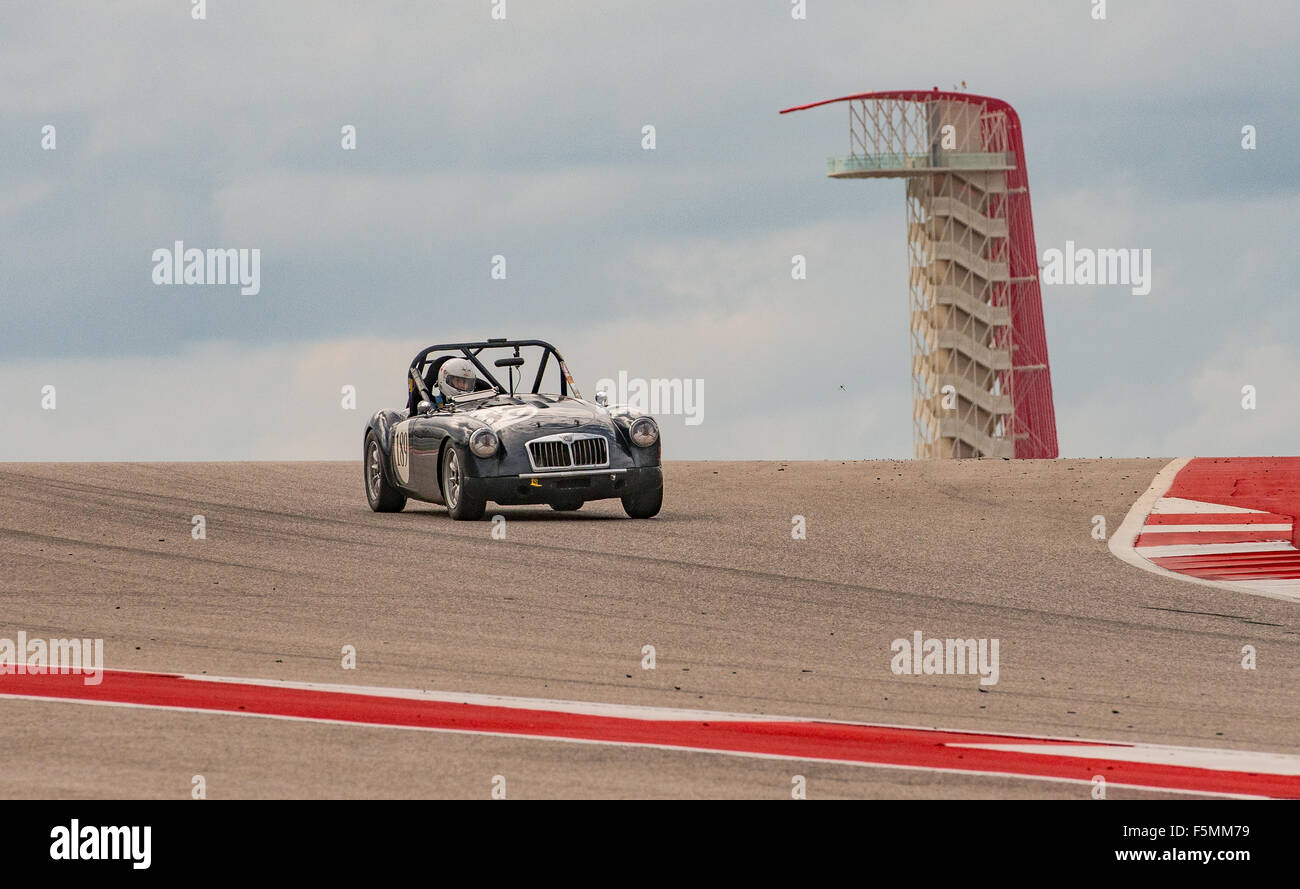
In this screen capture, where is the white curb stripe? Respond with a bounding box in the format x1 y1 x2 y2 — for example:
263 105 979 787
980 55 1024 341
1149 496 1268 515
1134 541 1297 557
1138 523 1292 533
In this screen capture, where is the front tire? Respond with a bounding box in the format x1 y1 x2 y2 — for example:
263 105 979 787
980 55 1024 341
442 444 486 520
364 432 407 513
621 482 662 519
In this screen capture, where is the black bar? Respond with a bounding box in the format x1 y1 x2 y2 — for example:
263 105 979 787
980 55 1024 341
1 800 1287 877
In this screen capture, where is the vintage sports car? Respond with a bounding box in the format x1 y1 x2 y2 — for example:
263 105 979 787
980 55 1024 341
363 339 663 520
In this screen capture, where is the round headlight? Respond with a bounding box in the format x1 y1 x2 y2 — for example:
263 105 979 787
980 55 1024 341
629 417 659 448
469 427 499 458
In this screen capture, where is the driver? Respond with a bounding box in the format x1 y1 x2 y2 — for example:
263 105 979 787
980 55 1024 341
434 357 480 407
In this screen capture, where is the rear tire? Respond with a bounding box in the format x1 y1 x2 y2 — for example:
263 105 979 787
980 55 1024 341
442 444 486 521
549 499 584 512
621 483 662 519
364 432 407 513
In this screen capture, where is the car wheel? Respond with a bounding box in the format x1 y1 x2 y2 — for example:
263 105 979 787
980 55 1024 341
364 432 407 513
549 499 583 512
442 444 486 520
620 482 662 519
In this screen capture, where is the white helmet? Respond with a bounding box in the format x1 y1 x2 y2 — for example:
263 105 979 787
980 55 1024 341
437 357 480 400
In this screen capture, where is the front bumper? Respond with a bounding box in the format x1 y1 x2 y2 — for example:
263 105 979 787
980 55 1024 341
466 466 662 506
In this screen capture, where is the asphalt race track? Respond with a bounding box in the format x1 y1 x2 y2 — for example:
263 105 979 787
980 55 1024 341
1 459 1297 799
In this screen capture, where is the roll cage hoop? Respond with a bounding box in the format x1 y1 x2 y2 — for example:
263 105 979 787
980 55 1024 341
407 338 581 412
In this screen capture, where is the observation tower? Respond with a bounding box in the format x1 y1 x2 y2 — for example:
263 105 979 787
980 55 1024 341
782 90 1058 459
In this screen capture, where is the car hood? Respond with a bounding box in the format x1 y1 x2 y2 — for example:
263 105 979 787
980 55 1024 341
466 395 616 439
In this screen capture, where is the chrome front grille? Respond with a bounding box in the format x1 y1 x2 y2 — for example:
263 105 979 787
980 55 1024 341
527 434 609 471
528 439 573 469
571 436 607 467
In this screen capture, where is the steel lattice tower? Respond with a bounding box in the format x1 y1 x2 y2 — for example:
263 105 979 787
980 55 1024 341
782 90 1058 459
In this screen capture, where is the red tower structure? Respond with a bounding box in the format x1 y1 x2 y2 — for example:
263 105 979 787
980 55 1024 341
783 90 1058 459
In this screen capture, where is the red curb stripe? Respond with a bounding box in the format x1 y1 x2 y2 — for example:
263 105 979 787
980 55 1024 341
1150 554 1300 580
1145 513 1290 526
1152 551 1300 569
1165 458 1300 550
1 669 1296 798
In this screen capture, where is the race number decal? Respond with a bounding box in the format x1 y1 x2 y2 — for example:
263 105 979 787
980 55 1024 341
392 420 411 484
493 405 539 430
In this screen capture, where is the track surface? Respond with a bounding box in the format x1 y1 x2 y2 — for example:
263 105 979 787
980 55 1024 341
1 460 1297 798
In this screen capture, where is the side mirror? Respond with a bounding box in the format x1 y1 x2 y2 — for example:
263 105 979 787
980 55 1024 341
417 400 435 414
594 389 609 407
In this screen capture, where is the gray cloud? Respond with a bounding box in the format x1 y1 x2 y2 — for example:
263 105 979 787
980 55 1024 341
2 1 1296 459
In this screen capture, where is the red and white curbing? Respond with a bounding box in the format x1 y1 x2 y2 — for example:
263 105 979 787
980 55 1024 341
1110 457 1300 603
2 667 1298 797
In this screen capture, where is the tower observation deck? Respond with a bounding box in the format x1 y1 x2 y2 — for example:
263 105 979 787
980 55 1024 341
782 90 1058 459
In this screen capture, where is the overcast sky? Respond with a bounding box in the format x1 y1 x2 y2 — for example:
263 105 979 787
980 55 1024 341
2 1 1297 460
